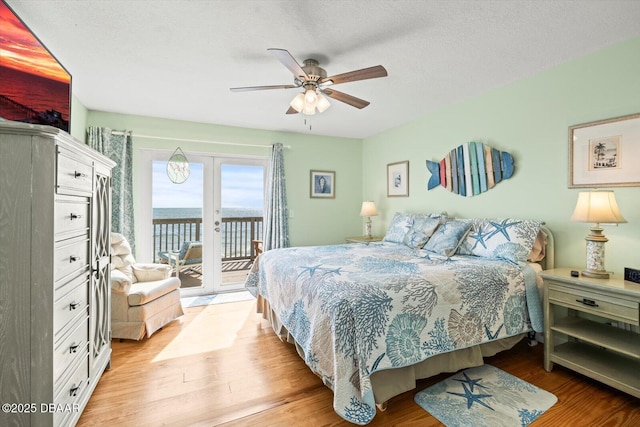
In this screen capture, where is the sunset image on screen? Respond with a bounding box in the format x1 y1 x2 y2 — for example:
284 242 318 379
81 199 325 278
0 2 69 83
0 1 70 131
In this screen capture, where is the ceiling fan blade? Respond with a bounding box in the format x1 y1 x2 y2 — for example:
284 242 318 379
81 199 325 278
320 65 387 86
286 106 298 115
268 48 308 80
322 89 370 109
230 84 297 92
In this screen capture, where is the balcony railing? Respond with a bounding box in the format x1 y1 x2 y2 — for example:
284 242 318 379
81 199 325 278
152 216 263 263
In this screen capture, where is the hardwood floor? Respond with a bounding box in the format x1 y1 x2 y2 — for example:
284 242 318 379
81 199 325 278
77 300 640 426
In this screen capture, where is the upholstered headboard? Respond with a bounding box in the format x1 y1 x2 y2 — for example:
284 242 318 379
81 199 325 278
539 225 555 270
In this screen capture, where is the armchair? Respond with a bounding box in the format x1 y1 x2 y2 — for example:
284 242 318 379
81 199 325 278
111 233 184 340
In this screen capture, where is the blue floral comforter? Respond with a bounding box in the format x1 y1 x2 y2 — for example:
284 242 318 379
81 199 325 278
245 242 540 425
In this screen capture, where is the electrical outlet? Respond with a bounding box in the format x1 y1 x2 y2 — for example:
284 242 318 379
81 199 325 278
288 209 295 218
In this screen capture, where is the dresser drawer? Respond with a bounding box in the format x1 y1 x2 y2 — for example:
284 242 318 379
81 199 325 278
54 355 89 426
54 318 89 390
57 149 93 196
55 234 90 282
55 196 90 240
548 282 640 325
54 273 89 337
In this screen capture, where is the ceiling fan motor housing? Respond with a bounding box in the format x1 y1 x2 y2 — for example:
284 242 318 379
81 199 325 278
296 58 327 86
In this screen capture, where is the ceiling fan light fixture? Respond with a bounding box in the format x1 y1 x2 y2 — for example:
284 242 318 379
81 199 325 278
316 93 331 113
304 88 317 104
302 104 316 116
290 92 305 112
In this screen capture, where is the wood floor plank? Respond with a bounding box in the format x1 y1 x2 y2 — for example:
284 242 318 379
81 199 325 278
77 300 640 426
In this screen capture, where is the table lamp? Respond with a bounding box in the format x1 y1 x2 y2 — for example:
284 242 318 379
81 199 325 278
360 201 378 238
570 190 626 278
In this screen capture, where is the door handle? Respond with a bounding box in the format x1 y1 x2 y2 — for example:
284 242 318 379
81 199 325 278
214 221 220 226
215 227 221 232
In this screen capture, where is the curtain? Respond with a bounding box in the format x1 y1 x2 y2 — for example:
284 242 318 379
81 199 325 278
87 126 135 251
263 143 289 251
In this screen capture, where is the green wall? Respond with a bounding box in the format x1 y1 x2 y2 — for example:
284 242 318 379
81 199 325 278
70 94 88 141
362 37 640 275
85 111 363 248
79 37 639 275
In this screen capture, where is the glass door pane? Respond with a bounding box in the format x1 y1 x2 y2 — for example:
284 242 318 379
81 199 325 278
152 157 213 295
214 158 266 292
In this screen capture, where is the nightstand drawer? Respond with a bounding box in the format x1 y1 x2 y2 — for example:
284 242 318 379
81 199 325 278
548 282 639 325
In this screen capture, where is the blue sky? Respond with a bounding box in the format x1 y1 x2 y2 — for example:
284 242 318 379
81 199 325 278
152 162 264 209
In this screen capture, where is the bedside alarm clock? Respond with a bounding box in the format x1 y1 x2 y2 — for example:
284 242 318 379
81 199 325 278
625 268 640 284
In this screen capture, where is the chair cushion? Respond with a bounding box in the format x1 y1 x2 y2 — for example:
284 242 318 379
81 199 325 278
127 277 181 306
157 241 202 264
111 232 136 282
132 264 172 282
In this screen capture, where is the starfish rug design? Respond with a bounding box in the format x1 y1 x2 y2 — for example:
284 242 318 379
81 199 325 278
414 364 557 427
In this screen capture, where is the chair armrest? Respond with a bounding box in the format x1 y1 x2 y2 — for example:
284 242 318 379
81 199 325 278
111 269 132 294
132 263 173 281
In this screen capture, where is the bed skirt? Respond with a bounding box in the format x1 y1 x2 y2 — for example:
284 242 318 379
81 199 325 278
256 294 524 405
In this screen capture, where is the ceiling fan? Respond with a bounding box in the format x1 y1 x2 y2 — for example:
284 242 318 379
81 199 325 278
230 48 388 116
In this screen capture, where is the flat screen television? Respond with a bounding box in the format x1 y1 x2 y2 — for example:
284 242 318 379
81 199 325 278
0 0 71 132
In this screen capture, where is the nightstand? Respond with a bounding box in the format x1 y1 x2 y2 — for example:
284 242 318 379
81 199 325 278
345 236 382 243
541 268 640 398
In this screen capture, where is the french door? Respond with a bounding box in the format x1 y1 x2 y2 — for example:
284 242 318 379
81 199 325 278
139 149 266 296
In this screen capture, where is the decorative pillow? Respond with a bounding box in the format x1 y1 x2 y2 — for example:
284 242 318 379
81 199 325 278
528 229 547 262
458 218 543 263
383 212 414 243
110 269 132 293
402 216 441 249
132 264 172 282
423 220 472 256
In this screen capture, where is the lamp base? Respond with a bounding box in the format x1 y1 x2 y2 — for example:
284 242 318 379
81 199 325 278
581 269 610 279
364 218 373 238
583 231 609 279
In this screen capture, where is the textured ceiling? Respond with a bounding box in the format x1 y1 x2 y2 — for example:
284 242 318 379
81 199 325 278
5 0 640 139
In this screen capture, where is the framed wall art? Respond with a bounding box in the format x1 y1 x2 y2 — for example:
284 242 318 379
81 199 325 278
387 161 409 197
569 113 640 188
310 170 335 198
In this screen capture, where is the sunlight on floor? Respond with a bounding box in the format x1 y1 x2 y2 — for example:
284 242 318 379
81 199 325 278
151 299 255 362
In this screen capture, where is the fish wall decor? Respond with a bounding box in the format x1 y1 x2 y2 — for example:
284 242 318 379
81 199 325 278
426 141 514 197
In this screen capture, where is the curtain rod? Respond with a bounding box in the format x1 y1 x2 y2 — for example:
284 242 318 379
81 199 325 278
109 130 290 149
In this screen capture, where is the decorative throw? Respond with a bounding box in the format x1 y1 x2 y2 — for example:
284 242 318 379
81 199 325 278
414 364 557 427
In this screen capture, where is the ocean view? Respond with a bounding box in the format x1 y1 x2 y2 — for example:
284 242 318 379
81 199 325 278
153 207 263 219
152 207 263 260
0 65 70 121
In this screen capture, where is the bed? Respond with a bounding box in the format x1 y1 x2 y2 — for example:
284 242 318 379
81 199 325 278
245 214 553 425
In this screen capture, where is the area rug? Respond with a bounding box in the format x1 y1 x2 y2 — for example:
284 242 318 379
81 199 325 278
414 364 557 427
181 291 254 308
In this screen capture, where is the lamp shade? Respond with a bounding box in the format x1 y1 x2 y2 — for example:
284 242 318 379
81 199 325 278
570 191 627 224
360 201 378 217
289 93 305 112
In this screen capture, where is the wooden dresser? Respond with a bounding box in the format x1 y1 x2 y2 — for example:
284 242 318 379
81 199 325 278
0 122 115 426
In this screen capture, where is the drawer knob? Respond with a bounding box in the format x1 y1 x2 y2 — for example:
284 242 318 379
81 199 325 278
69 301 80 310
69 343 79 353
73 171 87 179
69 255 80 263
69 385 80 397
69 213 82 220
576 298 599 307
